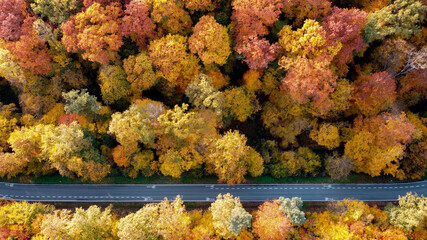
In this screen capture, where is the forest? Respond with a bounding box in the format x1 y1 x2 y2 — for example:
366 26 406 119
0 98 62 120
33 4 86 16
0 0 426 185
0 192 426 239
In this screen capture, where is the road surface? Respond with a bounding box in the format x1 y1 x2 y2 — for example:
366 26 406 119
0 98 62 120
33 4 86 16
1 181 426 202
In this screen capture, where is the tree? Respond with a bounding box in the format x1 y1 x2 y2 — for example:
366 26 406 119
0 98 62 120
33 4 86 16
309 122 341 150
156 104 217 178
385 192 427 232
40 122 110 181
4 28 53 75
278 19 340 60
371 38 414 76
223 87 260 122
277 197 306 225
208 130 263 184
31 0 82 25
0 0 28 41
0 109 18 152
261 91 310 148
280 56 337 114
325 152 354 180
98 65 131 105
117 204 159 240
61 2 123 64
363 0 427 43
401 141 427 180
345 113 416 177
185 74 225 117
352 71 396 116
210 193 251 239
123 52 157 98
231 0 283 42
235 37 279 70
253 200 291 240
398 69 427 106
156 196 191 240
41 206 115 240
148 34 200 91
282 0 332 27
0 201 54 238
323 7 368 75
109 100 165 155
121 0 156 48
395 47 427 77
150 0 192 35
62 89 101 117
189 15 231 66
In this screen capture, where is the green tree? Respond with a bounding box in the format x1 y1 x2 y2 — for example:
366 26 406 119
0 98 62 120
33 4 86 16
277 197 306 225
385 192 427 232
185 74 225 117
98 65 131 105
31 0 82 25
62 89 101 117
363 0 427 43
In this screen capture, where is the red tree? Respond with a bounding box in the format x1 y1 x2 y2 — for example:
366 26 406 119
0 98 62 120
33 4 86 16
0 0 28 41
323 7 368 75
235 37 279 70
121 0 156 48
352 71 396 116
231 0 283 42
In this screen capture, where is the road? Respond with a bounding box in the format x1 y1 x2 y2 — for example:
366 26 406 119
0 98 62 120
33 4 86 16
0 181 426 202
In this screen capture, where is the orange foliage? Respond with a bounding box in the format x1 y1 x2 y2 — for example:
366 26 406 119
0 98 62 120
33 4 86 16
352 71 396 116
189 15 231 66
112 145 130 167
61 2 123 64
283 0 332 27
253 200 291 240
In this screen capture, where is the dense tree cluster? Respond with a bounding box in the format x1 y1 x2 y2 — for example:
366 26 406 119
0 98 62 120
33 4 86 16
0 192 425 239
0 0 426 184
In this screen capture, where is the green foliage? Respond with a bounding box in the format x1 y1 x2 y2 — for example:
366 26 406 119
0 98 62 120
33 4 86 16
185 74 225 117
277 197 306 225
62 89 101 116
98 65 131 105
363 0 427 43
31 0 82 24
385 192 427 232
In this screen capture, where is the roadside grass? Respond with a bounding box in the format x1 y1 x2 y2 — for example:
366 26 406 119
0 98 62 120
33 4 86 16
2 173 425 184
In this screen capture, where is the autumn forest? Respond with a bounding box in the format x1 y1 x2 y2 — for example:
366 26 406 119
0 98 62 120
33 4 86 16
0 0 427 239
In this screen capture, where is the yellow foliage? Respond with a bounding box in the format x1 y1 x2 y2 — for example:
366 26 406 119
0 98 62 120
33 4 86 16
41 103 65 125
242 69 262 92
309 122 341 150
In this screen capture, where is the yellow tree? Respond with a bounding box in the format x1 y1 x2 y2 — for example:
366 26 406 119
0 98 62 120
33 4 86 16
148 34 200 91
210 193 252 239
189 15 231 66
208 130 263 184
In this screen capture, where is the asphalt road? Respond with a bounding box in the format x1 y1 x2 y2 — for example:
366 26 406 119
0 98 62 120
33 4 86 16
0 181 426 202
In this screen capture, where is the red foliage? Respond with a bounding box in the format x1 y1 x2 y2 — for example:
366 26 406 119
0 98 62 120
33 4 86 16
231 0 283 42
0 225 30 240
352 72 396 116
353 112 416 149
4 22 53 75
0 0 28 41
280 56 337 113
323 7 368 75
61 2 123 65
121 0 156 48
58 113 83 126
235 37 279 70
